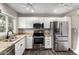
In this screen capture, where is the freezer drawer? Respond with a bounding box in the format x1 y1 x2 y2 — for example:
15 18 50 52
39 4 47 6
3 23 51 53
55 42 68 51
56 37 68 42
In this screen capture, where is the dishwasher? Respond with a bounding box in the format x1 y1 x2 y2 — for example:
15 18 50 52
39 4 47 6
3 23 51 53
0 45 15 55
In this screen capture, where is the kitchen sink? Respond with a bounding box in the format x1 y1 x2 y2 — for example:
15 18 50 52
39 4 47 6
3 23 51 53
1 39 16 42
0 36 19 42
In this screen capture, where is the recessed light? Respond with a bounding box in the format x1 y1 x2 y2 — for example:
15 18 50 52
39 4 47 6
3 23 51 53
53 9 58 13
31 9 34 13
25 7 30 10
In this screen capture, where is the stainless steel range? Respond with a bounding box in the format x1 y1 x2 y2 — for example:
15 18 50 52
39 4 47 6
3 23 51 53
33 23 44 44
33 31 44 44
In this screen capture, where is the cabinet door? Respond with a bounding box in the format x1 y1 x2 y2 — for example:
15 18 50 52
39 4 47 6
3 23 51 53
15 38 25 55
45 37 52 48
20 38 25 54
15 41 21 55
18 18 26 28
18 17 34 28
26 37 33 49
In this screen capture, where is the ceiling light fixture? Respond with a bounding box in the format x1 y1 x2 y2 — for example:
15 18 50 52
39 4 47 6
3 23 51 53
20 3 35 13
26 3 35 13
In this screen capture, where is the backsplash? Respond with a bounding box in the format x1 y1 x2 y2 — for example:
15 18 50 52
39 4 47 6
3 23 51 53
18 29 50 37
0 32 7 39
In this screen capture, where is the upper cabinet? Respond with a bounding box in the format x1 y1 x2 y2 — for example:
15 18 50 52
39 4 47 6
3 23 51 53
18 17 51 28
18 17 36 28
18 17 70 29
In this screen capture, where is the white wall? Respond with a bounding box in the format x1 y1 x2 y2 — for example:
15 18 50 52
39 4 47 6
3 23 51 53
66 10 79 54
0 3 18 39
0 3 17 18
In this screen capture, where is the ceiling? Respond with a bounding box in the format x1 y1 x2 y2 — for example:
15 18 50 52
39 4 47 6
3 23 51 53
7 3 79 16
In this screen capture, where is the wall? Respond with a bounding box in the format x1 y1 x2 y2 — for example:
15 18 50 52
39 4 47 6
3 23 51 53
0 3 17 18
66 10 79 54
0 3 18 39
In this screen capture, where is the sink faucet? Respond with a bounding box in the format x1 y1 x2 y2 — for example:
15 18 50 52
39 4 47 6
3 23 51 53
6 30 14 39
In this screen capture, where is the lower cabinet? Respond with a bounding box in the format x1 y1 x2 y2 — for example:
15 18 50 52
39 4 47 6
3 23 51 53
25 37 33 49
15 37 25 55
45 37 52 49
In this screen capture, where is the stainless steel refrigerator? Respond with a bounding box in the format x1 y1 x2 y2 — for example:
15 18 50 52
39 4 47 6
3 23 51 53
50 21 69 51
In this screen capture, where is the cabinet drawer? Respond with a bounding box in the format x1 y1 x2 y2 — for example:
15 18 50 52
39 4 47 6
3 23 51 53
45 43 51 46
45 40 51 43
45 40 51 44
45 37 52 48
45 43 51 48
45 37 51 39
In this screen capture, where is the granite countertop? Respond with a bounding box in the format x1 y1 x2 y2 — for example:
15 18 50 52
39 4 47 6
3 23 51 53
19 32 51 36
0 34 25 53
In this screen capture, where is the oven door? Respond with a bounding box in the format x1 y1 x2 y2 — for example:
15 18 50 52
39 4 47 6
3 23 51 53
34 37 44 44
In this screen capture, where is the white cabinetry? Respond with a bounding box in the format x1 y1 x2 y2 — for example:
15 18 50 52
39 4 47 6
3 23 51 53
25 36 33 49
18 17 34 28
18 18 27 28
18 17 51 28
15 37 25 55
45 37 52 48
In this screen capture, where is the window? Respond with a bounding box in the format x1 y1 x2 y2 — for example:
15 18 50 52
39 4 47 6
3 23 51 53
0 14 6 32
0 13 14 33
8 17 13 31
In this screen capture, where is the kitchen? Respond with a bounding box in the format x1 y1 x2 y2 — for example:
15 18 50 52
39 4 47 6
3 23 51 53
0 3 79 55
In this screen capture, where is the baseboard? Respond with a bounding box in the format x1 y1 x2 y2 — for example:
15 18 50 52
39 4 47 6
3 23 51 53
25 48 33 50
69 48 78 55
25 48 52 50
44 48 52 50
